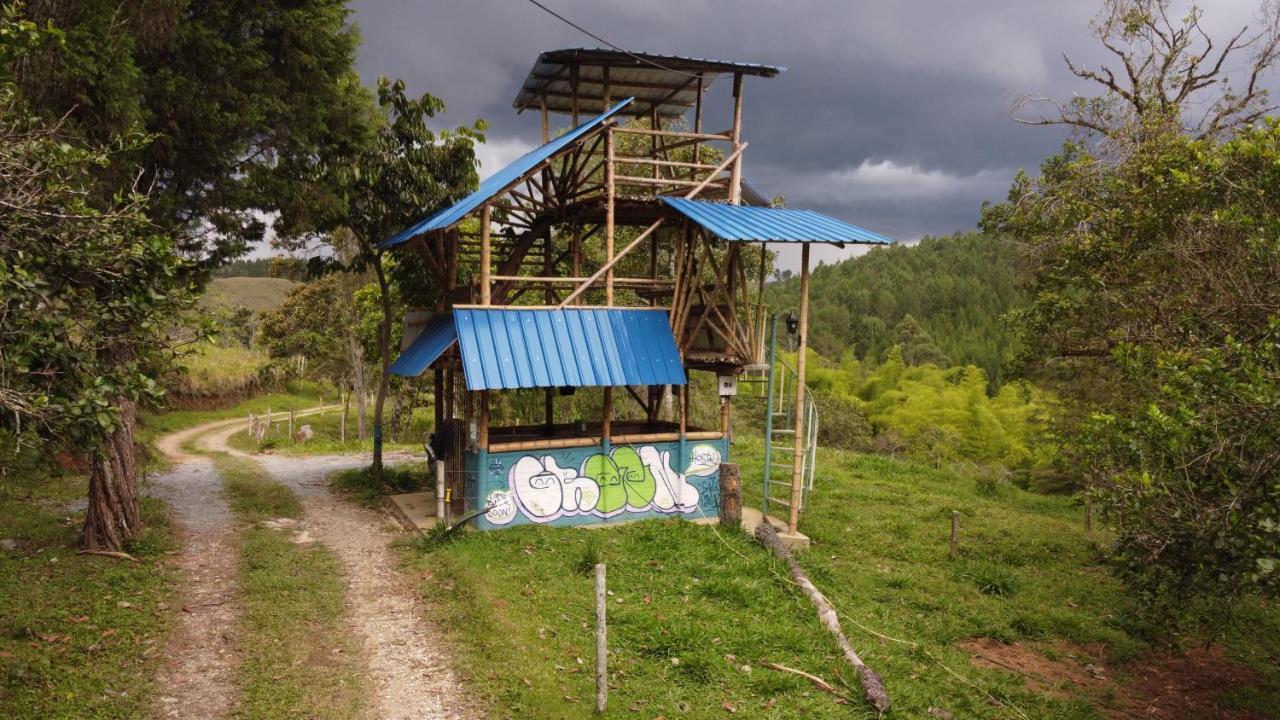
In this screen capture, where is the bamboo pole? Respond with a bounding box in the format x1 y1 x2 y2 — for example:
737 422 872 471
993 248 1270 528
754 242 769 364
540 96 549 144
788 245 811 535
729 72 744 205
479 391 489 451
479 204 491 305
605 125 615 306
559 143 748 307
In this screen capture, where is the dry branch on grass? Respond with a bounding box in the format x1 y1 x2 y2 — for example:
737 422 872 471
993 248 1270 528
754 522 891 714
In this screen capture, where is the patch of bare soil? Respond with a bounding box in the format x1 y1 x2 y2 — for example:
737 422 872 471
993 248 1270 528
959 637 1271 720
145 458 241 719
200 421 470 719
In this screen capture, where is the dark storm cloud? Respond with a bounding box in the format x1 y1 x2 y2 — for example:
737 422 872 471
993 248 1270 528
349 0 1268 267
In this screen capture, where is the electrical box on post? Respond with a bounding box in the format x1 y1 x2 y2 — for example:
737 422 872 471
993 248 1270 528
717 375 738 397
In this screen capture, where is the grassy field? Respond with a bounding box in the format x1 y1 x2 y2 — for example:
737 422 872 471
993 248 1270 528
169 343 272 399
0 474 177 719
226 404 422 457
200 276 296 313
404 437 1280 719
213 453 367 719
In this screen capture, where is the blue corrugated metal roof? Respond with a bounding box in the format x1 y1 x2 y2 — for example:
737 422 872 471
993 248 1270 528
454 307 686 391
662 198 894 246
381 98 635 249
389 314 457 377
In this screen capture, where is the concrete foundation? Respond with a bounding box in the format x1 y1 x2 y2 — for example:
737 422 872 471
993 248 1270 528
740 506 811 549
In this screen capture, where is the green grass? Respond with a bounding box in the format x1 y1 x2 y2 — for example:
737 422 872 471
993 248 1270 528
404 437 1280 719
226 406 422 457
213 454 302 520
0 480 177 719
331 461 432 508
200 276 296 313
171 343 271 398
212 452 366 719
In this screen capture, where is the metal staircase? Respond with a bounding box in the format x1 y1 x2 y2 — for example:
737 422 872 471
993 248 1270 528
740 315 820 528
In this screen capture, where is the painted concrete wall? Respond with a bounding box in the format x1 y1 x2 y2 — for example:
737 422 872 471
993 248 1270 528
467 438 728 530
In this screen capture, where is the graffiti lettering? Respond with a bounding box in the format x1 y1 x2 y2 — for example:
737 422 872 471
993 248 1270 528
504 444 708 524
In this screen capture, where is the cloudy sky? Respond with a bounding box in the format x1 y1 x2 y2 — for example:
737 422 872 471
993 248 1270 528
349 0 1269 268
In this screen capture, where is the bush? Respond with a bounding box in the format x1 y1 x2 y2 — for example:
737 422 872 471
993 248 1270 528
813 391 872 451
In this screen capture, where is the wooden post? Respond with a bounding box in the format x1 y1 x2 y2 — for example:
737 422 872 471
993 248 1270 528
602 388 613 444
544 230 555 433
435 460 446 521
570 62 580 126
540 95 549 143
288 410 295 443
604 126 615 306
754 242 768 363
691 74 704 180
479 204 492 305
247 413 253 436
478 391 489 451
949 510 960 559
678 384 688 435
594 563 608 714
719 463 742 527
787 245 811 535
729 72 744 205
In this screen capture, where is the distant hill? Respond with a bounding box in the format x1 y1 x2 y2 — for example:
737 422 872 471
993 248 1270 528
767 232 1025 389
200 276 297 313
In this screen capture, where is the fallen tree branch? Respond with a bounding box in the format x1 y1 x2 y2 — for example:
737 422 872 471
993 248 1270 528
78 549 139 563
754 522 891 714
760 660 840 694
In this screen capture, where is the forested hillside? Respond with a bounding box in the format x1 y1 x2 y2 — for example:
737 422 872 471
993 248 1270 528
767 232 1024 388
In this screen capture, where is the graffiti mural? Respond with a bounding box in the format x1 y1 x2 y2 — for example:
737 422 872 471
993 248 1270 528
482 442 722 526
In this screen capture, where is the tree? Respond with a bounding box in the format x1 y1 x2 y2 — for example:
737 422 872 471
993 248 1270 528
6 0 371 548
15 0 374 270
1017 0 1280 142
259 274 368 437
893 315 948 367
280 78 483 481
1 10 193 550
986 1 1280 621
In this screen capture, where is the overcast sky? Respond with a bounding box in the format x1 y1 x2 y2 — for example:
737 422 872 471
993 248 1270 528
348 0 1270 268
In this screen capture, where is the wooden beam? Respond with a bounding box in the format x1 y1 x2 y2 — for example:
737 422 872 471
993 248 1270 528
729 72 744 205
558 143 747 307
613 126 729 141
479 204 491 305
605 126 615 305
788 244 810 535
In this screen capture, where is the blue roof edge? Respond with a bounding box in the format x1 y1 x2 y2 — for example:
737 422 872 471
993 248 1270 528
381 98 635 249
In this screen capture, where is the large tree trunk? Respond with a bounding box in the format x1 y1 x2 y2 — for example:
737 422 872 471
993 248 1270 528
82 398 141 551
351 338 368 441
370 248 393 483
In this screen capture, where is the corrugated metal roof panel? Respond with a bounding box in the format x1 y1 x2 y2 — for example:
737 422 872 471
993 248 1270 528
388 313 457 377
454 307 686 391
514 48 785 117
662 198 894 245
381 98 634 248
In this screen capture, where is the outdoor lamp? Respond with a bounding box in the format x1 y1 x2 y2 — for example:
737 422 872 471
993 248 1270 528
785 311 799 336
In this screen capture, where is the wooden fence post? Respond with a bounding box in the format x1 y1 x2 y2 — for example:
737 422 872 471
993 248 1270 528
949 510 960 559
288 410 295 443
719 463 741 528
595 563 607 714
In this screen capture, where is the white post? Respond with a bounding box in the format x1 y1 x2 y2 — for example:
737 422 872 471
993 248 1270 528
435 460 446 521
595 563 607 714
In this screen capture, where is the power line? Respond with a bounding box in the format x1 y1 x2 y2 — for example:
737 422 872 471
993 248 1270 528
521 0 699 77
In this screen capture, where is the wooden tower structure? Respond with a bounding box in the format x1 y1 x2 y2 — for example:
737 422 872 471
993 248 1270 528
384 49 892 533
